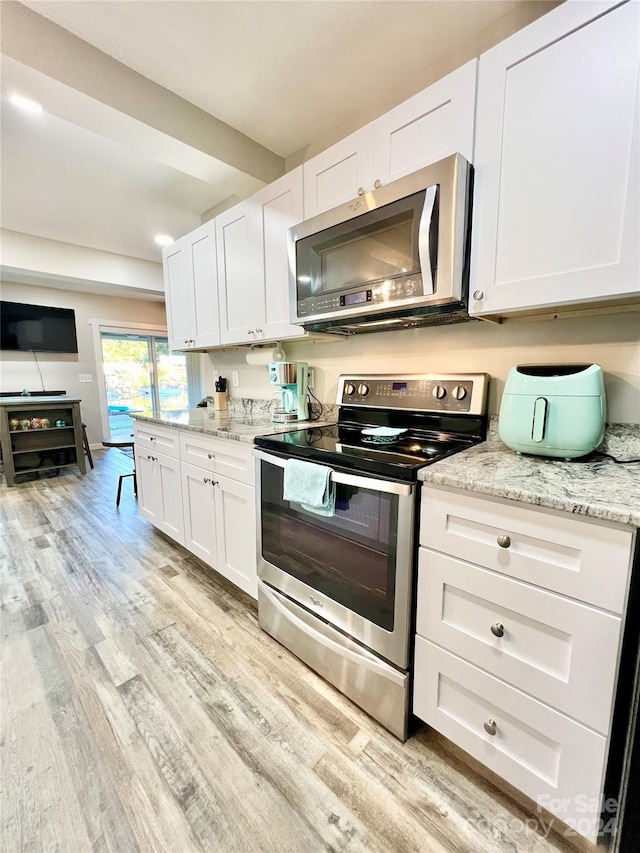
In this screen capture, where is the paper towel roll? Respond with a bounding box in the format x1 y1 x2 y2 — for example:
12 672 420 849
245 346 285 366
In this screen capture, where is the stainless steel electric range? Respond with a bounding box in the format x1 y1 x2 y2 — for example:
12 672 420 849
254 372 489 739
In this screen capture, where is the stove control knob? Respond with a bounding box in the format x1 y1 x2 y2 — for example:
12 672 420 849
451 385 467 400
432 385 446 400
357 383 370 397
344 382 356 397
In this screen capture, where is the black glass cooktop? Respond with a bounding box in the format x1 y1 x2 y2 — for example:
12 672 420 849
255 423 476 482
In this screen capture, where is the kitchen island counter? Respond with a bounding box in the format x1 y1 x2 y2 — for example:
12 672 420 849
418 422 640 528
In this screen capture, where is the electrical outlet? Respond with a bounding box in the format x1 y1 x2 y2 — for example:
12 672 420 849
79 374 93 383
307 368 315 389
231 370 240 387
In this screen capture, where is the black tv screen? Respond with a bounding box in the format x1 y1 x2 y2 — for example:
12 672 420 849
0 301 78 353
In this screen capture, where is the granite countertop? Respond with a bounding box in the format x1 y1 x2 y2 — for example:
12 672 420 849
418 421 640 528
131 404 336 444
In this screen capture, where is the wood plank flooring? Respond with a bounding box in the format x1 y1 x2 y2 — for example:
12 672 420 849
1 451 592 853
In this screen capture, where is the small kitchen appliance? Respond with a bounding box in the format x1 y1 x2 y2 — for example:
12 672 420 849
289 154 472 334
269 361 309 423
499 363 606 460
255 372 489 739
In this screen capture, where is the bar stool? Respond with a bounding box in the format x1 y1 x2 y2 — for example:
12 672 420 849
101 435 136 506
82 423 94 469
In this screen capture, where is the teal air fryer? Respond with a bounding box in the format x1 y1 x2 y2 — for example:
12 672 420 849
498 364 606 460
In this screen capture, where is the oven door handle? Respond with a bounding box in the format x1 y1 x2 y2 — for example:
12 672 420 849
254 449 413 497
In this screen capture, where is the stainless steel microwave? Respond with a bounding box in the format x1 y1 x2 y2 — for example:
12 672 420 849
288 153 472 334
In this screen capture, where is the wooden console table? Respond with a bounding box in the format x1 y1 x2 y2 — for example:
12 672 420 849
0 396 86 487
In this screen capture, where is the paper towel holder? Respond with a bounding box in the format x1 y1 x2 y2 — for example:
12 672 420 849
245 342 286 366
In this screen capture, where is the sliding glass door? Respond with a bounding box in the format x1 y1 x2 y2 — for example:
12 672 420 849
100 332 188 437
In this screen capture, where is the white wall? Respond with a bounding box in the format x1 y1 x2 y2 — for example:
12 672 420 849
0 281 167 444
208 310 640 424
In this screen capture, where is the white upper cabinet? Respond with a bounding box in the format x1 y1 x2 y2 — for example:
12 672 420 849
303 61 477 219
303 126 375 219
254 167 305 341
216 200 263 346
187 221 221 349
163 237 191 351
217 168 306 346
470 0 640 317
163 222 221 352
372 60 476 184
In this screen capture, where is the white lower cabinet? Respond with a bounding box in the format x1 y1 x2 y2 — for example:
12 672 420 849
135 423 257 600
213 474 257 599
181 461 217 565
414 639 608 837
135 447 184 545
181 462 257 599
414 484 635 843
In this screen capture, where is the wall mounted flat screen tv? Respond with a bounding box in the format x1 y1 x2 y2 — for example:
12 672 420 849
0 301 79 353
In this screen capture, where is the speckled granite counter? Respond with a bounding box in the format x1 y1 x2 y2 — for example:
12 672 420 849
131 407 336 444
418 421 640 528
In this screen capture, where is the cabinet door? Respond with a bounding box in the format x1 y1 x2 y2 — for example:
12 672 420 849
214 474 257 600
470 0 640 316
136 449 184 544
253 167 305 342
187 221 221 348
156 452 184 544
135 448 161 525
162 237 195 352
181 462 217 566
372 60 477 186
303 125 374 219
216 200 263 345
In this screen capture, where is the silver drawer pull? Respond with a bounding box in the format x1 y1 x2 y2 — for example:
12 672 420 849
483 719 497 736
373 179 382 189
490 622 504 638
473 290 484 301
357 186 365 196
497 534 511 549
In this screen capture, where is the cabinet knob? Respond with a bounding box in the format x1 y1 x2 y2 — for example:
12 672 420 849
497 534 511 549
483 719 497 736
255 328 262 334
357 187 365 196
490 622 505 638
373 179 382 189
204 477 211 484
247 329 254 335
472 290 484 301
207 453 215 460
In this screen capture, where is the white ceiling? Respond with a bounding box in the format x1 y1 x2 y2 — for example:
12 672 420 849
0 0 559 267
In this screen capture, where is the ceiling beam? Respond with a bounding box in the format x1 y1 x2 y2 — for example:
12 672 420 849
0 1 285 185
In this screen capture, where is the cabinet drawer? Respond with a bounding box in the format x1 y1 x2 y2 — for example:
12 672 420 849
413 638 607 842
420 486 632 613
134 422 180 459
179 431 254 485
417 549 622 733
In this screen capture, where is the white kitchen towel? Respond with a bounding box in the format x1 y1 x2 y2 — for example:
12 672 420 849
283 458 335 517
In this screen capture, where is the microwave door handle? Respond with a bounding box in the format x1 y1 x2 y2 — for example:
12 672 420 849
418 184 438 296
254 449 413 497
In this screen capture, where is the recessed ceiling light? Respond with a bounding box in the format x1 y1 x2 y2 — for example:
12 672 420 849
154 234 174 247
10 94 43 113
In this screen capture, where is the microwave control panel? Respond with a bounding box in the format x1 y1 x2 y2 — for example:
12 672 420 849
337 374 489 416
296 273 424 318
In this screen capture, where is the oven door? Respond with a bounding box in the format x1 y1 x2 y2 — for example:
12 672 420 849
255 449 415 669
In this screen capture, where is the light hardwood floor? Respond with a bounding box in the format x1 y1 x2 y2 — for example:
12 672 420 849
1 449 592 853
